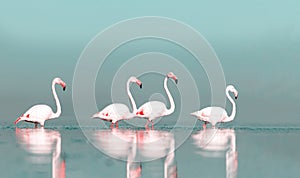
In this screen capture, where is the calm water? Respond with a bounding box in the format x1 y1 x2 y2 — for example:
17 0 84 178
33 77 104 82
1 121 300 178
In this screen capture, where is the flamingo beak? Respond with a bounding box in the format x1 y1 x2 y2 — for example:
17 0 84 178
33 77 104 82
136 80 142 89
61 83 66 91
175 79 178 84
235 95 238 99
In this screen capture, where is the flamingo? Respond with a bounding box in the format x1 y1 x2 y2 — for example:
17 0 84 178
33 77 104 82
14 77 66 128
191 85 238 128
136 72 178 128
91 76 142 128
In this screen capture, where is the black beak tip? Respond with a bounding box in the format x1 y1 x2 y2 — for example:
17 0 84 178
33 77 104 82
140 84 142 89
175 79 178 84
235 96 238 99
63 87 66 91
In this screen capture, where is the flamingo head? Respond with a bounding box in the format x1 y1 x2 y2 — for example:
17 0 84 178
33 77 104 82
130 76 142 89
167 72 178 84
54 77 66 91
227 85 238 99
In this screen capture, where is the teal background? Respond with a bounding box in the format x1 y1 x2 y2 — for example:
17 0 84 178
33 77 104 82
1 0 300 126
1 1 300 178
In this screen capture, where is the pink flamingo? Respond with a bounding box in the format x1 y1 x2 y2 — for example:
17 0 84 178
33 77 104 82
191 85 238 128
136 72 178 128
92 76 142 128
14 77 66 128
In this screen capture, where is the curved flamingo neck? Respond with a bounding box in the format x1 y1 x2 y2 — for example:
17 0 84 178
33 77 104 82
51 81 61 119
127 79 137 113
224 87 236 122
164 77 175 115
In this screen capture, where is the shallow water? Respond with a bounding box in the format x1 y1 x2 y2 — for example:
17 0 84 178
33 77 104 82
1 123 300 178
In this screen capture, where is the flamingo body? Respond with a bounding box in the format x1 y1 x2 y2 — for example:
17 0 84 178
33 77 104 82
93 103 134 123
15 105 53 126
136 72 178 128
191 85 238 128
136 101 167 121
191 107 228 125
92 76 142 127
14 77 66 127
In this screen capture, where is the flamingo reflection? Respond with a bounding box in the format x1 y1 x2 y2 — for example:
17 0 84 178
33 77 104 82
192 128 238 178
15 128 65 178
91 129 177 178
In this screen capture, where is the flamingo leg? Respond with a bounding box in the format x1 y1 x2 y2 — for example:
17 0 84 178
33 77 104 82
145 120 150 128
34 123 38 128
116 121 119 128
151 120 154 130
202 121 207 129
110 122 114 129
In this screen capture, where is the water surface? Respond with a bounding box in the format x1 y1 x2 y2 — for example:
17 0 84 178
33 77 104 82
1 122 300 178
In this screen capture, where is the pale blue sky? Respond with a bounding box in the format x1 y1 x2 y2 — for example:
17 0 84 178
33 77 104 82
0 0 299 126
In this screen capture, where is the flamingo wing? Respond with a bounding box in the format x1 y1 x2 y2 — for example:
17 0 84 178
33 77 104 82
26 105 53 117
200 107 228 120
21 105 53 122
191 107 228 122
136 101 167 118
99 103 131 120
191 110 211 122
